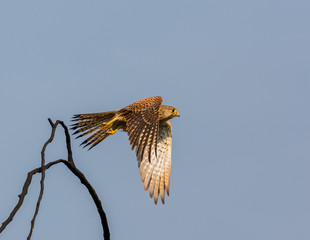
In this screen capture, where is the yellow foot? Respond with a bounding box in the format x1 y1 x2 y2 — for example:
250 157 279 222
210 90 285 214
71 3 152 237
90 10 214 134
102 119 114 126
106 128 118 135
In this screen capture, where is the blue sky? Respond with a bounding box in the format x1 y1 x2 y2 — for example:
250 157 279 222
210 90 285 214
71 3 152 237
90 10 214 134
1 1 309 239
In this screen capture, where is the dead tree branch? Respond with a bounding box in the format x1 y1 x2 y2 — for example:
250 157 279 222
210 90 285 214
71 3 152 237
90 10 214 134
0 119 110 240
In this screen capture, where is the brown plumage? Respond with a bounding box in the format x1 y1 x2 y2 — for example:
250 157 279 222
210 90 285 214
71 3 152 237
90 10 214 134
71 96 180 204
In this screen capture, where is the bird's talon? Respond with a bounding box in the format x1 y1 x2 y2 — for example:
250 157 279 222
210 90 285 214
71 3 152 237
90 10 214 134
107 128 118 135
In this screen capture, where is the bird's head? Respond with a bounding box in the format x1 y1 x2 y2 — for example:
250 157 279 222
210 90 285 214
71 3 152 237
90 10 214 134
159 105 180 121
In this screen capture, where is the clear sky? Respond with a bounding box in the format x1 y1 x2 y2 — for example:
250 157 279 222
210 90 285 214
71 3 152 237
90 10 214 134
1 1 309 240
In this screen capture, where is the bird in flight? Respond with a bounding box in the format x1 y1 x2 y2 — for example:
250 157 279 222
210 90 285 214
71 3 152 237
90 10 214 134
71 96 180 204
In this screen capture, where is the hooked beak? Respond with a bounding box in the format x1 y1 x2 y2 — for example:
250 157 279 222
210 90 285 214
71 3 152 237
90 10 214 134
174 109 180 117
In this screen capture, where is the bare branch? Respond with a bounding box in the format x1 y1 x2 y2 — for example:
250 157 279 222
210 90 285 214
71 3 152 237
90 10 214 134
59 120 74 165
60 161 110 239
27 119 60 239
0 159 63 233
0 119 110 240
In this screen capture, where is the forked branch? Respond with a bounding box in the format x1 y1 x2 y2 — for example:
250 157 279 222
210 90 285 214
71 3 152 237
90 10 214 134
0 119 110 240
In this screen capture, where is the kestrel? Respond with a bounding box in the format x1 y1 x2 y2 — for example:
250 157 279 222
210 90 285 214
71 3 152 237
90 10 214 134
71 96 180 204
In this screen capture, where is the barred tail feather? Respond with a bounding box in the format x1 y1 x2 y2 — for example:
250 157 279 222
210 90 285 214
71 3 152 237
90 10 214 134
71 111 117 149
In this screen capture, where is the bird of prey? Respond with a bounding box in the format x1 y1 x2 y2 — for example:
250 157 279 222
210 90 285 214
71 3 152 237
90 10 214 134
71 96 180 204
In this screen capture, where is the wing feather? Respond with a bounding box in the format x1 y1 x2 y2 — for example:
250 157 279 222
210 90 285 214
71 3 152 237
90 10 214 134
122 96 162 162
137 121 172 204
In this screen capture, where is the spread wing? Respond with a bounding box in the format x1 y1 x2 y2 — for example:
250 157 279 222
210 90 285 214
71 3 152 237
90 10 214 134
137 121 172 204
122 96 163 162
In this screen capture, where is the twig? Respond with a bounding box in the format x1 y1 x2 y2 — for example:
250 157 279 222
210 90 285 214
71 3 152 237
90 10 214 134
27 119 60 239
0 159 63 233
0 119 110 239
59 121 74 165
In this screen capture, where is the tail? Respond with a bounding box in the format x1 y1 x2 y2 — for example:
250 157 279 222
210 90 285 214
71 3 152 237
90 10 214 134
71 111 118 150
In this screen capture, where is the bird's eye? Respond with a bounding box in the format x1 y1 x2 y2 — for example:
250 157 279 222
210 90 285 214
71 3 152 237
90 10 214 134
171 109 175 113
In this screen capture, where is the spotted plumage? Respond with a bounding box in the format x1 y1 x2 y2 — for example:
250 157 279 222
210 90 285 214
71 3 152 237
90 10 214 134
71 96 179 204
